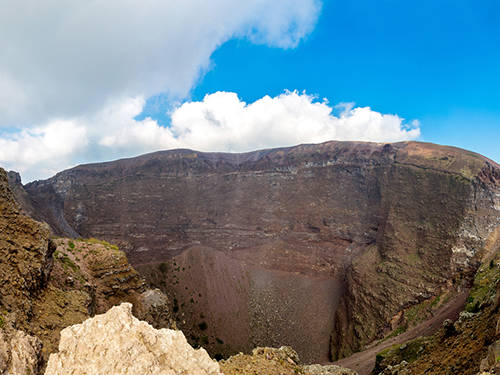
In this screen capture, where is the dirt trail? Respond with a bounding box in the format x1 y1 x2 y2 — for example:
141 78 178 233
328 289 469 375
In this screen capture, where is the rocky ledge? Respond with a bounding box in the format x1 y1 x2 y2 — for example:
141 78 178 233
0 166 176 374
45 303 221 375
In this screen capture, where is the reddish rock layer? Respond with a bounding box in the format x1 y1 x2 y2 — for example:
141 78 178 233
15 140 500 360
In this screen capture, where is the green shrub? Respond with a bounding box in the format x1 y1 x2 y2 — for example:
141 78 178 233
159 263 168 273
84 237 119 250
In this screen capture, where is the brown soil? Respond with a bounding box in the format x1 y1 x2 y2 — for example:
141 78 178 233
139 246 345 363
330 289 469 375
246 265 344 363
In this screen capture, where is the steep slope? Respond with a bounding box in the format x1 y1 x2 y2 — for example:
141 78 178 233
373 246 500 375
0 168 55 330
18 140 500 361
137 246 343 362
0 167 55 374
0 167 176 373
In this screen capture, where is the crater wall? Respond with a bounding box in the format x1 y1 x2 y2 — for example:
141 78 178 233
16 140 500 360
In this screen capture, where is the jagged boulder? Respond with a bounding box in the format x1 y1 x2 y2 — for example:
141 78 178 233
45 303 221 375
220 346 357 375
135 289 176 329
0 328 42 375
302 364 358 375
0 167 56 329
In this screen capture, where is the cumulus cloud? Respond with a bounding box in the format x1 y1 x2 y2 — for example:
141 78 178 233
0 121 88 180
0 0 321 126
169 91 420 150
0 91 420 182
0 1 421 183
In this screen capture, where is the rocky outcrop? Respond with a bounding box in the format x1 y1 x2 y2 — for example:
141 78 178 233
303 364 357 375
45 303 221 375
0 166 176 373
0 328 42 375
0 167 56 330
220 346 357 375
6 171 44 223
373 248 500 375
24 237 177 365
16 141 500 360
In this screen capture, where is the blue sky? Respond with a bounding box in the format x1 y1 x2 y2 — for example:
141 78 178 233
1 0 499 181
190 0 500 160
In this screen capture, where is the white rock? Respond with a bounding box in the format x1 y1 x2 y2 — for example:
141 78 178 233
0 328 42 375
45 303 221 375
302 364 358 375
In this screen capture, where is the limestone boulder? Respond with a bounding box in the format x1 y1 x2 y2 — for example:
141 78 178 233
0 328 42 375
45 302 221 375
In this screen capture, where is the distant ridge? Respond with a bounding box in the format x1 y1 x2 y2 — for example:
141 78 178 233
9 140 500 363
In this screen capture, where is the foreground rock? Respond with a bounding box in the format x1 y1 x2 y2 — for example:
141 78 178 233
45 303 221 375
1 166 176 373
0 328 42 375
220 346 357 375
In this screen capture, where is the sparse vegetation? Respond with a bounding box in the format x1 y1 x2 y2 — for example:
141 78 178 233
83 237 119 250
55 251 80 272
387 325 406 338
465 252 500 312
159 262 168 273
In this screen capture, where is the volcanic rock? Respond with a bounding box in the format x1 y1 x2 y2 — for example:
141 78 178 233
373 248 500 375
220 346 357 375
303 364 358 375
0 328 42 375
0 166 176 372
45 302 221 375
16 140 500 360
0 167 55 329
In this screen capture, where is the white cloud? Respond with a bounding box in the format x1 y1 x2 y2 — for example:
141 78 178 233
0 120 88 180
0 1 422 183
0 91 420 182
0 0 322 126
169 91 420 150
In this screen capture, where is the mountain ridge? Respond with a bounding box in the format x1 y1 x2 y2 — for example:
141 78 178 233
9 139 500 364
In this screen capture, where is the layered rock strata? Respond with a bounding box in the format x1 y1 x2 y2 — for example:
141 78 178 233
373 247 500 375
16 140 500 359
0 166 176 373
0 167 55 330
